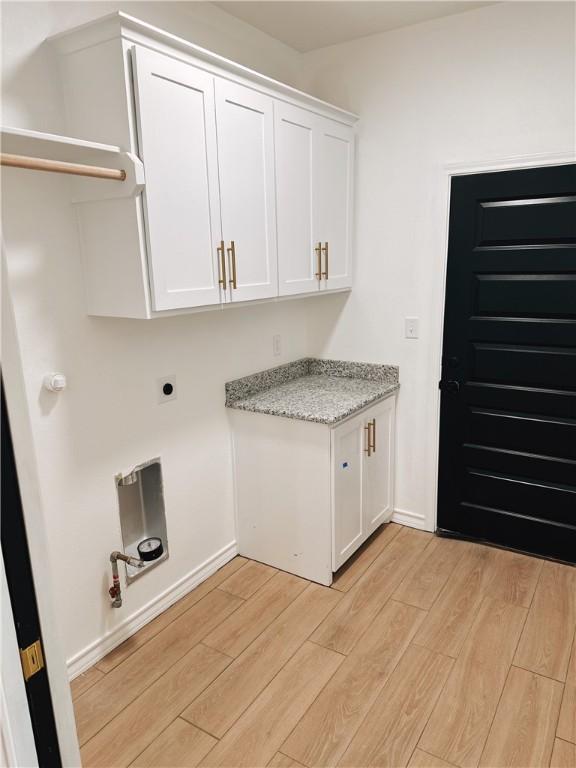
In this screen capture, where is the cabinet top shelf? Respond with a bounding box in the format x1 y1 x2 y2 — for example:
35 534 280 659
226 358 399 425
0 126 123 164
48 11 359 125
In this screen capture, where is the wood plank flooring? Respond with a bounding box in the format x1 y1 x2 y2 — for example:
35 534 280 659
73 525 576 768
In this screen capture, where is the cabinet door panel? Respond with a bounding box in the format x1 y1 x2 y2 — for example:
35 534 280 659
275 103 319 296
132 47 223 311
332 413 364 570
363 396 396 536
215 80 278 302
314 118 354 291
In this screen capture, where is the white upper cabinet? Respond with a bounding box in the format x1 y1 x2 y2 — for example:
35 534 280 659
314 117 354 291
276 103 354 296
275 103 317 296
215 81 278 303
132 48 223 311
51 13 357 318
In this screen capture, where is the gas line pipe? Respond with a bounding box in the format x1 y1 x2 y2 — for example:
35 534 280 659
109 551 144 608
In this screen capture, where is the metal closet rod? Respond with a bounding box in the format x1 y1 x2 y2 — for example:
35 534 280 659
0 152 126 181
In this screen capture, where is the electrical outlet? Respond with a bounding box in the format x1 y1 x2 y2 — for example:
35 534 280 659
158 376 177 403
405 317 419 339
273 334 282 357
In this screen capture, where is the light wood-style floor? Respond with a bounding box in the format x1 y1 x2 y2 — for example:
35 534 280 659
71 524 576 768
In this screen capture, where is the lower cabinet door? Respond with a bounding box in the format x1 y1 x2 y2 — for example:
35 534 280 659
363 396 396 536
332 412 365 571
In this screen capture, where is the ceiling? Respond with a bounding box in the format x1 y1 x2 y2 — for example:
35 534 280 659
214 1 495 52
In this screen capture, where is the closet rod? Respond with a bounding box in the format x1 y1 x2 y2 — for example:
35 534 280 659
0 152 126 181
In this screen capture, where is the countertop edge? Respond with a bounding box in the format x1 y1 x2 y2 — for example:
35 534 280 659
227 382 400 426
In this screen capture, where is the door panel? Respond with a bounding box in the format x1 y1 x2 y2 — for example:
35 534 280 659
465 468 576 526
471 343 576 388
132 48 223 311
468 408 576 459
332 414 364 570
215 80 277 302
275 103 318 296
473 274 576 318
314 118 354 291
363 397 395 536
438 163 576 562
475 196 576 247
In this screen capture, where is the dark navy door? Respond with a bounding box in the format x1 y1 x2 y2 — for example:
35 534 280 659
438 163 576 563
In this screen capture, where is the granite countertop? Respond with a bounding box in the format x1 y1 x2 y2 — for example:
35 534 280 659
225 358 399 425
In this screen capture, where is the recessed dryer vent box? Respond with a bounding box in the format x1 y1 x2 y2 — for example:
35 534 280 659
115 458 169 583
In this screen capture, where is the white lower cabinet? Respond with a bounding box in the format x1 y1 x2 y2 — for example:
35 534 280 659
231 394 396 586
332 395 396 570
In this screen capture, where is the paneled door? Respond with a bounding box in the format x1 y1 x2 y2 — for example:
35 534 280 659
215 80 278 302
363 396 396 537
275 102 318 296
332 412 364 570
438 163 576 562
132 47 224 311
314 117 354 291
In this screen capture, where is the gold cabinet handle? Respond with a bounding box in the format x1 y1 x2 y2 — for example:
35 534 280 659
370 418 376 453
321 241 329 280
364 423 372 457
217 240 227 289
314 242 322 281
227 240 237 289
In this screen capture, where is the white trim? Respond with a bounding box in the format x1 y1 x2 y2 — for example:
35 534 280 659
67 540 237 679
2 253 82 766
392 508 427 531
1 553 38 768
431 150 576 532
48 12 358 125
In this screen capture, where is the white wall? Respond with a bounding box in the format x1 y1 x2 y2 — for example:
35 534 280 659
1 0 310 670
303 1 575 530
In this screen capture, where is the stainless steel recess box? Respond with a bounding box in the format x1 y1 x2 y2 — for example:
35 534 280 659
115 458 169 583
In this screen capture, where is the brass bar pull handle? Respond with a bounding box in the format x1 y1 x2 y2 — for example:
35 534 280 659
314 242 322 281
364 424 372 457
228 241 237 289
217 240 227 289
370 418 376 453
321 241 329 280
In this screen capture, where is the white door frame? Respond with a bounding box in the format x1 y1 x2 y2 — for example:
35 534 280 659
1 254 82 767
1 552 38 768
431 150 576 532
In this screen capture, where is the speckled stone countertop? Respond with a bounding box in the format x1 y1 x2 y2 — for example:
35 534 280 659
225 358 399 425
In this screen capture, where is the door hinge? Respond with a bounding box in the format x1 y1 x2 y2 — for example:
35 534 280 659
20 639 45 682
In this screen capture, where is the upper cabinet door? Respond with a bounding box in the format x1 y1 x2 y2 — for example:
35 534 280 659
314 118 354 291
132 47 224 311
275 103 319 297
215 80 278 302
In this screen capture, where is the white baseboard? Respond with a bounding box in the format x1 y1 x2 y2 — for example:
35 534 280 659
67 540 238 679
392 508 430 531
